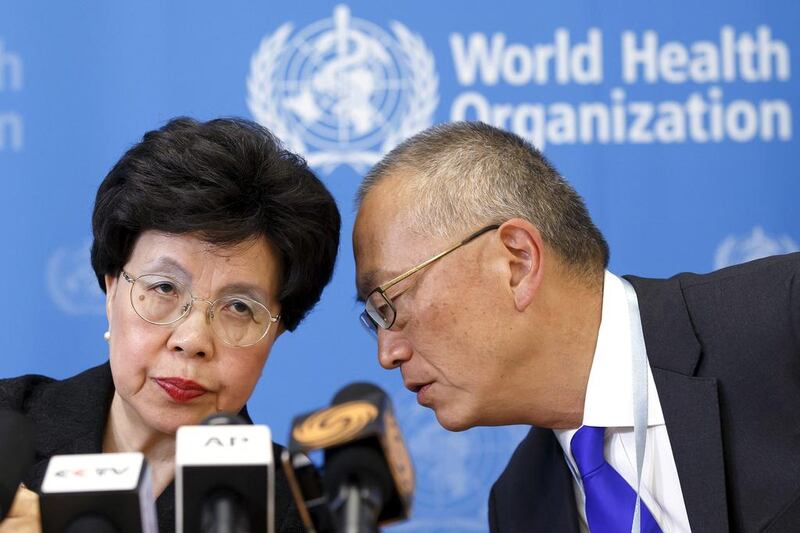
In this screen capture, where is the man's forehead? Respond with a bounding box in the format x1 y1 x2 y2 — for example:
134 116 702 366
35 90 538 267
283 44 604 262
355 175 413 248
353 215 418 296
354 179 433 294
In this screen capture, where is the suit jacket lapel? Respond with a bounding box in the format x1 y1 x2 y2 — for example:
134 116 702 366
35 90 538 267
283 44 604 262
491 427 579 532
529 429 581 532
626 275 730 533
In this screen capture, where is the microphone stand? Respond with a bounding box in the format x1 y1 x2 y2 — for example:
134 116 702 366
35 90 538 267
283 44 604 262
201 488 252 533
333 483 382 533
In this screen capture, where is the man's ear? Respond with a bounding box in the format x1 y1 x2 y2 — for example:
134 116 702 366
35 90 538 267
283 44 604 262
497 218 544 312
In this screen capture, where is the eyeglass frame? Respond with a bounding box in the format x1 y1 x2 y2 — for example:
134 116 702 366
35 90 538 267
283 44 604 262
360 223 500 334
120 270 280 347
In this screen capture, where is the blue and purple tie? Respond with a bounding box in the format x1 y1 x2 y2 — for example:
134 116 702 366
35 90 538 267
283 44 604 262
570 425 663 533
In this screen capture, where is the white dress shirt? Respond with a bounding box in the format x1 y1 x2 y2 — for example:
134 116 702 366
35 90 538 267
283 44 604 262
553 271 692 532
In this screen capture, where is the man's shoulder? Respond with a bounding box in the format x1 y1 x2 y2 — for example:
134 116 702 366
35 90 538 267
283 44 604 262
624 252 800 325
680 251 799 287
625 252 800 290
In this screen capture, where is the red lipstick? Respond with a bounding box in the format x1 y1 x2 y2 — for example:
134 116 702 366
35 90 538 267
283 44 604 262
154 377 207 403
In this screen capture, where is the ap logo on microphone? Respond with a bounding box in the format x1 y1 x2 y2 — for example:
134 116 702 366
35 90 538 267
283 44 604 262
247 4 439 173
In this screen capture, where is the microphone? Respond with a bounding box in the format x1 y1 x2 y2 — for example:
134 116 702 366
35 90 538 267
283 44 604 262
288 383 414 533
39 452 158 533
0 410 34 522
280 449 335 533
176 413 274 533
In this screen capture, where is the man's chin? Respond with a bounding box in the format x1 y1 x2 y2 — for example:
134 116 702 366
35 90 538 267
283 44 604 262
433 408 475 433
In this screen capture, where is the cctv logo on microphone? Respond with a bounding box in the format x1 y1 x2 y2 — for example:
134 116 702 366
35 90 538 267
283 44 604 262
42 453 144 493
54 467 130 478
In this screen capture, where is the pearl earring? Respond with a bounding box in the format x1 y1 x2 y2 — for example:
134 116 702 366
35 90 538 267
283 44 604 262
104 331 111 342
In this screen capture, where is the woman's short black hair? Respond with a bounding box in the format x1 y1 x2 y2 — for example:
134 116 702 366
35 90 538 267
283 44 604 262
91 117 341 331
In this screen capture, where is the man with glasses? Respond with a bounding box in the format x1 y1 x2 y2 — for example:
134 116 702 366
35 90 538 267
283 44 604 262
353 121 800 532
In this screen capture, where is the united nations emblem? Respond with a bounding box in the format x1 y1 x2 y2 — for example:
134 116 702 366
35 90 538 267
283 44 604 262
247 4 438 173
46 239 106 315
714 226 799 269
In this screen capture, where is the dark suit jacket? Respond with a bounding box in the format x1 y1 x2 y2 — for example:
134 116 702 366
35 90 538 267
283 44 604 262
489 253 800 533
0 363 304 533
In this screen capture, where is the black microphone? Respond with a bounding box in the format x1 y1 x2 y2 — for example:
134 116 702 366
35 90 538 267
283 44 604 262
39 452 158 533
288 383 414 533
280 449 336 533
176 413 274 533
0 410 34 522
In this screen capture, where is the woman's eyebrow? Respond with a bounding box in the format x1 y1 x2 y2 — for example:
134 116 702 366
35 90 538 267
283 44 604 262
219 282 269 302
142 257 191 279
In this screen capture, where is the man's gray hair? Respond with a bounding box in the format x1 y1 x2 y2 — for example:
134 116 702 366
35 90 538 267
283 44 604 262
358 121 609 277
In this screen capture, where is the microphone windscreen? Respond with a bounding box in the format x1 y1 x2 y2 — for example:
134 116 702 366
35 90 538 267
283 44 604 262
331 382 385 405
64 514 119 533
0 410 34 521
201 412 247 426
291 381 414 525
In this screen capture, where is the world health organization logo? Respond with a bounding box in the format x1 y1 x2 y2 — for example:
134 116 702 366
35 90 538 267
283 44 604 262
247 4 438 173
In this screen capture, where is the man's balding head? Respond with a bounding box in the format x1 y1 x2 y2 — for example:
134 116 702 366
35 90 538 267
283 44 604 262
357 121 608 284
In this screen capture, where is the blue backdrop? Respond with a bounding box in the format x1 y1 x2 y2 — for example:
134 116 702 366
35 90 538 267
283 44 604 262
1 2 798 531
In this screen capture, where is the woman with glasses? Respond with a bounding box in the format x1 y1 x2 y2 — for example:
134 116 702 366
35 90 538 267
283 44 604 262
0 117 340 532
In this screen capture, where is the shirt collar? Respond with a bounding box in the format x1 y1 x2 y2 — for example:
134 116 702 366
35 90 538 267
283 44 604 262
579 270 665 428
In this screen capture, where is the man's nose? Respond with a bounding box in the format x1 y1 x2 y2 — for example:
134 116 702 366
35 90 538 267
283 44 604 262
377 328 412 369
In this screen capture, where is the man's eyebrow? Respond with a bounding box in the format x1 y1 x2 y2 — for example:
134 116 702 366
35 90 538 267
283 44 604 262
356 269 404 302
355 271 378 303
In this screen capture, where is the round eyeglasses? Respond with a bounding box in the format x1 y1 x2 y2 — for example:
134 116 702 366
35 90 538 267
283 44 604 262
122 271 279 347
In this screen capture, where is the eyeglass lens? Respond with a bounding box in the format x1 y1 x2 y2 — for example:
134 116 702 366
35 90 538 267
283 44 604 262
129 274 272 346
365 290 395 330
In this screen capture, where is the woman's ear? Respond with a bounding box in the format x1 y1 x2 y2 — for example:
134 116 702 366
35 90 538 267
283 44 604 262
497 218 544 312
104 274 118 324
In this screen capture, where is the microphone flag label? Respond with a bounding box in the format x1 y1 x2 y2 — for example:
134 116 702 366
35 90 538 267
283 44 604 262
176 425 273 466
291 400 379 449
41 453 144 493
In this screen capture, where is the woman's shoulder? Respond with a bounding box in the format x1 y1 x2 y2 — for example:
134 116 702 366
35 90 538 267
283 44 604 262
0 363 112 413
0 372 57 412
